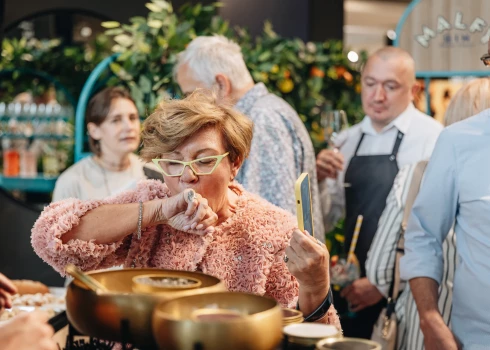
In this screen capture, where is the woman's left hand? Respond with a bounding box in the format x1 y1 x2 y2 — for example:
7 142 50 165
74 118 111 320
285 230 330 293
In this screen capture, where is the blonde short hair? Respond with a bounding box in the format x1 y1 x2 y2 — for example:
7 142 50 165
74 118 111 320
444 78 490 126
140 89 254 163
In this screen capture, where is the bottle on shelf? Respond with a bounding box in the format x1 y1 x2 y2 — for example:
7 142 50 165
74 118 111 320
41 141 59 177
0 98 74 181
2 138 20 177
20 142 38 178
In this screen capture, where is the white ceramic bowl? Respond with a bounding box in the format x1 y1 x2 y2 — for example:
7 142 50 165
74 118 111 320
283 323 340 346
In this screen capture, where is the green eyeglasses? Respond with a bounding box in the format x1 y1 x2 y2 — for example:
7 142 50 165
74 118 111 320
152 152 230 177
481 53 490 67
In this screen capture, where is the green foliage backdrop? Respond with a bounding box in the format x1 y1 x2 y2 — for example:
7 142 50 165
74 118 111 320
0 1 366 153
102 1 366 151
0 36 109 104
0 1 364 243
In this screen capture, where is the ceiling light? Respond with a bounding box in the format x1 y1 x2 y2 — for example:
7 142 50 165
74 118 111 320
80 26 92 37
347 51 359 63
387 30 397 40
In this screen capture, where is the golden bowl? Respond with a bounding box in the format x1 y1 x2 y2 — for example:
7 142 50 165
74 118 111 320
132 273 202 294
282 308 304 325
152 292 283 350
283 323 340 346
66 268 226 348
190 308 244 321
316 337 382 350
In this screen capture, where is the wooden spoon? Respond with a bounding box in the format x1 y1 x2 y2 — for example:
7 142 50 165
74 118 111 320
65 264 108 293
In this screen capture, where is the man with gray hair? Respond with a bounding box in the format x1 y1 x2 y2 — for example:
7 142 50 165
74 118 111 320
175 35 325 241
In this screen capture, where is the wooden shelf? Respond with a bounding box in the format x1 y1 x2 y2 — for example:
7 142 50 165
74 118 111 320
0 133 71 140
0 175 57 192
0 115 71 121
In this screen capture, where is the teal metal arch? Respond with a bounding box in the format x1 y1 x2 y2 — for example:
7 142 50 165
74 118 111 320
74 54 119 162
394 0 489 115
393 0 421 48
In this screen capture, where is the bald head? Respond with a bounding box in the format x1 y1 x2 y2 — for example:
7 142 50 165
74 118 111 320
364 47 416 83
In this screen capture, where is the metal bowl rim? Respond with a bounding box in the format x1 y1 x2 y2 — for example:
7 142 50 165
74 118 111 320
69 268 223 296
132 273 203 290
153 291 281 322
316 337 382 348
282 307 303 321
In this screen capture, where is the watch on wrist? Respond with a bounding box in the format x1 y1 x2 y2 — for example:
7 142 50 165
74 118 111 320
297 288 334 323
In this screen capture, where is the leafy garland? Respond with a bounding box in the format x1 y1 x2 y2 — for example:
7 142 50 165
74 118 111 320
101 0 367 152
0 1 366 151
0 36 109 104
0 0 361 242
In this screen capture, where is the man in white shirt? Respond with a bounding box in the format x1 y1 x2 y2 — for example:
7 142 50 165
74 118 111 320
316 47 442 338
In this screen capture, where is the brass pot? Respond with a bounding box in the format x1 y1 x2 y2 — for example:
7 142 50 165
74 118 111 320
316 337 382 350
283 323 340 347
281 308 303 326
66 268 226 348
152 292 283 350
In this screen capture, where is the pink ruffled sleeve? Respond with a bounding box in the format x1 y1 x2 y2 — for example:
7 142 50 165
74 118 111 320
31 180 169 275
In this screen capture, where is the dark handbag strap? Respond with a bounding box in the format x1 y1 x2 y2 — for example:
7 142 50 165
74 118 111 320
386 161 428 315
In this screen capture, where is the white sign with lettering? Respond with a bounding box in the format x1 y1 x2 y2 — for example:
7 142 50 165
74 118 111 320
397 0 489 72
415 12 490 48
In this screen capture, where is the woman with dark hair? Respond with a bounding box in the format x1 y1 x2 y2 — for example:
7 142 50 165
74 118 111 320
52 87 146 201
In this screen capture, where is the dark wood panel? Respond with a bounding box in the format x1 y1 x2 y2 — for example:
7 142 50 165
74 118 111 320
219 0 309 40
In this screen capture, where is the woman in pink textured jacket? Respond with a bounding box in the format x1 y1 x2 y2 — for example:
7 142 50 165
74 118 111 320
32 90 340 327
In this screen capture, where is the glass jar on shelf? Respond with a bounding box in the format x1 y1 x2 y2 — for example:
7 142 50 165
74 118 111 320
41 141 59 177
20 147 38 178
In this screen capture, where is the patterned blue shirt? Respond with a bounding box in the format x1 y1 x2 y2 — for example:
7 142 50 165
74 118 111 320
235 83 325 240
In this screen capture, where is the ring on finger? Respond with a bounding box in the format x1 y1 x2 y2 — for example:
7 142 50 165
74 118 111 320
283 255 289 263
187 190 196 203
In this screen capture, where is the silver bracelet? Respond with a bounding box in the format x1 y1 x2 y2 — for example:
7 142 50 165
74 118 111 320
137 201 143 240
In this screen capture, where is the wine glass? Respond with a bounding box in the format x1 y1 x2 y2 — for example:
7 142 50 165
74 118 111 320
321 110 348 149
321 110 350 186
330 253 360 315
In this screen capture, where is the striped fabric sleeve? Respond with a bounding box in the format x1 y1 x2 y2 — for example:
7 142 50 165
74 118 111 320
365 164 417 297
365 160 457 350
401 230 456 350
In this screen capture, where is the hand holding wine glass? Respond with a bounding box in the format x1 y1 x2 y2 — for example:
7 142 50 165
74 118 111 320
316 110 349 182
322 110 348 150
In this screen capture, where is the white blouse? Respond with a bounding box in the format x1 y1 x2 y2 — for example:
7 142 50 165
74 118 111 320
52 154 147 201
